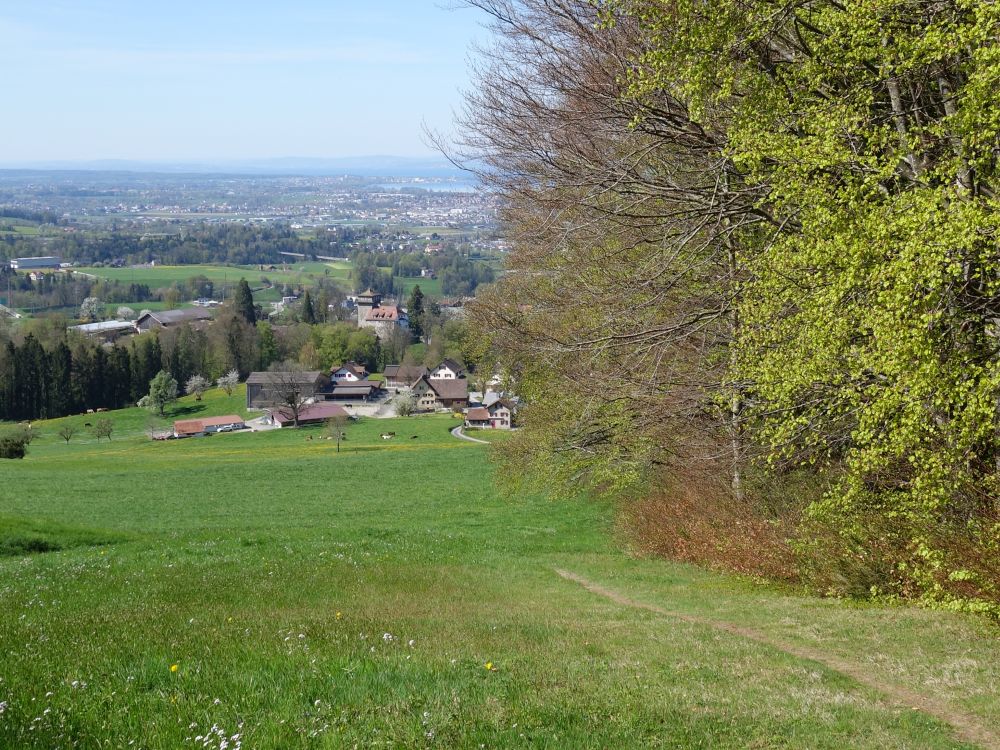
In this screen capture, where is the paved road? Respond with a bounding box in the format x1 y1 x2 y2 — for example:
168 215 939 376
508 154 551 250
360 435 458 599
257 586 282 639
451 426 489 444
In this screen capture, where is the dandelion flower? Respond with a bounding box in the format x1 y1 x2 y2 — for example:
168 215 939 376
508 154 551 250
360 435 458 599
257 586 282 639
335 612 342 620
170 664 179 673
485 662 496 672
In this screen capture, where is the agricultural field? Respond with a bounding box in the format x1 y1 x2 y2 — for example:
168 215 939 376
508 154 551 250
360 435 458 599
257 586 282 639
75 262 353 292
0 391 998 748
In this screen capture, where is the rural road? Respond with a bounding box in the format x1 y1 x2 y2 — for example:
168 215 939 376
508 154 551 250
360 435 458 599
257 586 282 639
451 426 488 444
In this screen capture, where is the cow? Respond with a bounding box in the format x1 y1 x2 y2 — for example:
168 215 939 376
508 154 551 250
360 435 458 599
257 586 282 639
380 432 396 440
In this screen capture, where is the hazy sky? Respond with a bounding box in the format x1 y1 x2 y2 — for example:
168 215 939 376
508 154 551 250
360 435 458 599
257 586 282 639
0 1 487 162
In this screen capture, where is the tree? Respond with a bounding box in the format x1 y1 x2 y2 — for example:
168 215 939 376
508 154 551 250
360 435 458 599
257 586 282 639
185 374 210 401
79 297 102 322
116 306 136 321
325 413 348 453
144 370 179 416
57 424 78 444
394 392 416 417
217 369 239 396
407 285 425 340
94 417 113 442
300 290 317 324
261 361 313 427
233 279 256 325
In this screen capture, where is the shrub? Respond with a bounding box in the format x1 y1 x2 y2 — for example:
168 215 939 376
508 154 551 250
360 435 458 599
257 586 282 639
0 435 28 459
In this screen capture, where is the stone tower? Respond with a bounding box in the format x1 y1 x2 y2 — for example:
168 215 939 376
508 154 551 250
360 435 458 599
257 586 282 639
356 288 381 326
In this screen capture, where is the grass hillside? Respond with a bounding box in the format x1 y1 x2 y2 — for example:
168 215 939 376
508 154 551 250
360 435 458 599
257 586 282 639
0 392 997 747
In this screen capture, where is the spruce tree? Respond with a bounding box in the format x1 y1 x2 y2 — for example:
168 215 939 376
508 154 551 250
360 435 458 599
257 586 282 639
234 279 256 324
407 285 425 341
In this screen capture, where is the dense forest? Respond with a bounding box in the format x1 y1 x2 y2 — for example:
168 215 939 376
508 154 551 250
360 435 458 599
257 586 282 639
462 0 1000 614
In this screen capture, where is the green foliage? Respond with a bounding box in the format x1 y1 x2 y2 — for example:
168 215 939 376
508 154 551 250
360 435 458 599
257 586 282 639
623 0 1000 609
93 417 114 442
233 278 256 325
144 370 179 416
0 433 27 459
407 284 425 340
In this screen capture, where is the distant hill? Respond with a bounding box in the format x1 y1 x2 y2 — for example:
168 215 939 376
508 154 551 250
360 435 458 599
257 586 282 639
0 155 466 178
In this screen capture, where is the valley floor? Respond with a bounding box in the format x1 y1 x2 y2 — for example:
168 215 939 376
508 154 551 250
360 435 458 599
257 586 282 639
0 396 997 748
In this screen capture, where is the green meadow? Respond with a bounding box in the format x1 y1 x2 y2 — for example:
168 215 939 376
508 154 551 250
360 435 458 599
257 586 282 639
0 389 998 748
76 262 353 291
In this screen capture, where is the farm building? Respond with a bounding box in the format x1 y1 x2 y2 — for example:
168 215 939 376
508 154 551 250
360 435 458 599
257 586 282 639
465 400 514 430
136 308 213 331
245 370 331 409
173 415 246 438
331 362 369 382
70 320 135 343
10 256 62 270
382 364 427 388
266 402 349 427
324 378 384 402
411 375 469 412
429 358 465 380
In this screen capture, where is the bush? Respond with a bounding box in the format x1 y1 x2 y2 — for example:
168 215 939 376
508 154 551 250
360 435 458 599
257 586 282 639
0 435 28 459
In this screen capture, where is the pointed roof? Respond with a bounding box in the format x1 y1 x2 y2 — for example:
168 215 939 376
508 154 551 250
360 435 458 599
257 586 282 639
357 288 379 299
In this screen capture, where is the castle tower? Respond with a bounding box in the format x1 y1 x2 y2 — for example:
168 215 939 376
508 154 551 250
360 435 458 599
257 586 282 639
356 288 381 326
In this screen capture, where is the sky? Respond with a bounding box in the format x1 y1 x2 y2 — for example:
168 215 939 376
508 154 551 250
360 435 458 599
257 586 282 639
0 1 488 163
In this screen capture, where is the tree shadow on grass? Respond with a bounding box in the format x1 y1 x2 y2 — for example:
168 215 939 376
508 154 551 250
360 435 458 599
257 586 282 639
169 404 208 417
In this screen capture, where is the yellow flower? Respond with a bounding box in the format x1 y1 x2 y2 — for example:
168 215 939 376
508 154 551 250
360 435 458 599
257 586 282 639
485 662 496 672
335 611 342 620
170 663 179 673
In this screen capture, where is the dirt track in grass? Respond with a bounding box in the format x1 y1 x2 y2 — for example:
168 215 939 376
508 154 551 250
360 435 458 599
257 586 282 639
555 568 1000 750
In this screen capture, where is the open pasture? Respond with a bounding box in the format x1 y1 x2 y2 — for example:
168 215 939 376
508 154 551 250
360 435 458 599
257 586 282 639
0 391 998 748
75 262 353 291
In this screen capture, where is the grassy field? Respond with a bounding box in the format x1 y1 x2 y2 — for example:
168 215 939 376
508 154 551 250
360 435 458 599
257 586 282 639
76 262 353 291
0 391 998 748
395 275 442 298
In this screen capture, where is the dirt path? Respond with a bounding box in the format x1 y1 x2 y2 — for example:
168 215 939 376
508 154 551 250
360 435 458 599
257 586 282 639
451 426 489 444
555 568 998 750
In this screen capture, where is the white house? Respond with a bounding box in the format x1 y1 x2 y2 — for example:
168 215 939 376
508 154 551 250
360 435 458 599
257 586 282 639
429 358 465 380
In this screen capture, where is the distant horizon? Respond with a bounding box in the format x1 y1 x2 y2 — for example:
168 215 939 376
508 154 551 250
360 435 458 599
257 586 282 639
0 155 473 179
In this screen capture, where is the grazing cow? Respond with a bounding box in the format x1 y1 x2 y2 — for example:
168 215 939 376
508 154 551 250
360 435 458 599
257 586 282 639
96 408 109 413
410 435 418 439
380 432 395 440
86 409 95 414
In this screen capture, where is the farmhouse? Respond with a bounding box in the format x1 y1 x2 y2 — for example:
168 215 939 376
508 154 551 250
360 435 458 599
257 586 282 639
173 414 245 438
429 358 465 380
331 362 368 382
266 402 349 427
136 308 213 332
465 400 514 430
382 364 428 388
245 370 331 409
411 374 469 412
